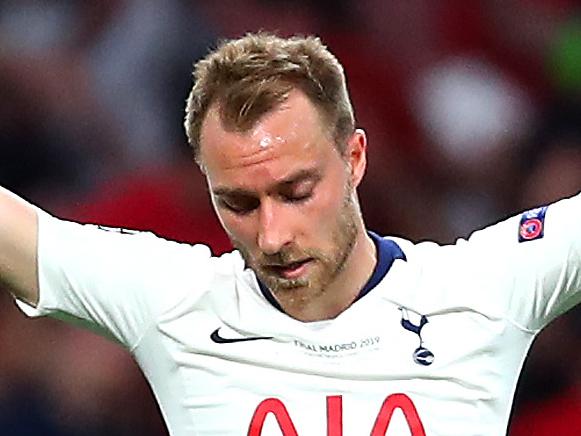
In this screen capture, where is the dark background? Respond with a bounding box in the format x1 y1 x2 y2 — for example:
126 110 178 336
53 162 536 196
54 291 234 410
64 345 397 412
0 1 580 434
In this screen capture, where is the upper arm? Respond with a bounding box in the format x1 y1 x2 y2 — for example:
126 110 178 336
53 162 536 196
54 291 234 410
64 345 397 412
0 186 40 306
23 212 216 347
465 192 581 330
0 186 222 349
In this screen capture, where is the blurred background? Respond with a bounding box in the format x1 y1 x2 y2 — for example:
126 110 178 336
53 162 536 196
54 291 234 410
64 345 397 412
0 0 580 434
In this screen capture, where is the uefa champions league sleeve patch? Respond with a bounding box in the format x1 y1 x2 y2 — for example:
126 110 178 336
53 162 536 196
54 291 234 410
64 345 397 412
518 206 548 243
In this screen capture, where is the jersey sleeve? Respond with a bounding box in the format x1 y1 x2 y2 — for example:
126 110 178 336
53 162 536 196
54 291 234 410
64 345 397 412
14 211 216 349
460 192 581 332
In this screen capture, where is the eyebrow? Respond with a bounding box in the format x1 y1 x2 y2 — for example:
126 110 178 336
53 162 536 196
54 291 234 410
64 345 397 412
211 168 321 197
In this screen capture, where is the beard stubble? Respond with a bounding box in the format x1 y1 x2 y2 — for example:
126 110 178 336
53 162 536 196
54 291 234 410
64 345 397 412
233 185 359 303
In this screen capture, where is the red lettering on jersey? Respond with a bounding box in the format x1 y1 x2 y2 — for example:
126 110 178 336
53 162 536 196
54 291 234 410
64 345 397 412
371 394 426 436
249 393 425 435
248 398 298 436
326 395 343 436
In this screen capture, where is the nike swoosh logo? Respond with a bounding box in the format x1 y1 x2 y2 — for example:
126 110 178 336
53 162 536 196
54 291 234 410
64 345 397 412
210 328 272 344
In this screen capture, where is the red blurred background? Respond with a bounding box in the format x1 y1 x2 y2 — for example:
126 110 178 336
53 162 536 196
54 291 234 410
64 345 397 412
0 1 579 434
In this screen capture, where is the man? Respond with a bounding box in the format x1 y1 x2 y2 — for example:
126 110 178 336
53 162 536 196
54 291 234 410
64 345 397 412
0 33 580 435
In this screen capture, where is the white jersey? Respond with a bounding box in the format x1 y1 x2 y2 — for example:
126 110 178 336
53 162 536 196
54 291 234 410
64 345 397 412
16 193 581 436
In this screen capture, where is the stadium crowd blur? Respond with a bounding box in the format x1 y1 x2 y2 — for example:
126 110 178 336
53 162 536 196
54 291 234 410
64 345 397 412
0 1 580 434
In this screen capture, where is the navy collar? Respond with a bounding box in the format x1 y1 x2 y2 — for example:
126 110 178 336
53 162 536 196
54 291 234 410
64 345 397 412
257 231 406 313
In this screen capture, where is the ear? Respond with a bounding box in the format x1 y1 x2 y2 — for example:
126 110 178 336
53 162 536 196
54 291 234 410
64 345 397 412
345 128 367 188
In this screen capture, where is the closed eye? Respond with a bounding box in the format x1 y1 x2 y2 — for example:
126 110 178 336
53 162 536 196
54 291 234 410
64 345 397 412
282 192 312 203
279 177 318 204
218 196 259 215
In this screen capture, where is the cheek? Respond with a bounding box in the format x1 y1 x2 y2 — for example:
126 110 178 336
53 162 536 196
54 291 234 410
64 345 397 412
210 196 250 243
216 212 257 246
305 185 346 232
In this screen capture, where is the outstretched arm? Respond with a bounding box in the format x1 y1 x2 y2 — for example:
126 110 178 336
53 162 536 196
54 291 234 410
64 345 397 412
0 186 39 306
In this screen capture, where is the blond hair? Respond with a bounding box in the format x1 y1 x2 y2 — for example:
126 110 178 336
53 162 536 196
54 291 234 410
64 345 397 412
184 32 355 165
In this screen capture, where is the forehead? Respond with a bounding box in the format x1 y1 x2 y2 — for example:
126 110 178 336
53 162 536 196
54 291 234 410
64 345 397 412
199 91 336 188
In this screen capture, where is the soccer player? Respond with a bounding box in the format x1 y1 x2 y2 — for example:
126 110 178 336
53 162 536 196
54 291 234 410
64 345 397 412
1 33 580 435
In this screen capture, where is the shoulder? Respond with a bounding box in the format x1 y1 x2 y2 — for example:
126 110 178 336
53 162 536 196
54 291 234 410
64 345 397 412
371 232 502 315
38 212 249 297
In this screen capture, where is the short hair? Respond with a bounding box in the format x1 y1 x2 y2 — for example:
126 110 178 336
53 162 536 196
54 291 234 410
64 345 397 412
184 32 355 165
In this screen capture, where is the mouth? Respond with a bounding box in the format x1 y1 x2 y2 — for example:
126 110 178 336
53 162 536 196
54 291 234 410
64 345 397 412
266 258 313 279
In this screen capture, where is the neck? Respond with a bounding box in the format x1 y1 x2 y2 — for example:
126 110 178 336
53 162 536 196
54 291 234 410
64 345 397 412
282 223 377 322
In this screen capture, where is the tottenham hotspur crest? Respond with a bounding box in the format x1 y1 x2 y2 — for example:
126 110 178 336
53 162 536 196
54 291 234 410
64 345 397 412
399 308 435 366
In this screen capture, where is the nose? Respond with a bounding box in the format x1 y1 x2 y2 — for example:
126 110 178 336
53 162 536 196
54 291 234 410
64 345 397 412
256 199 293 255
